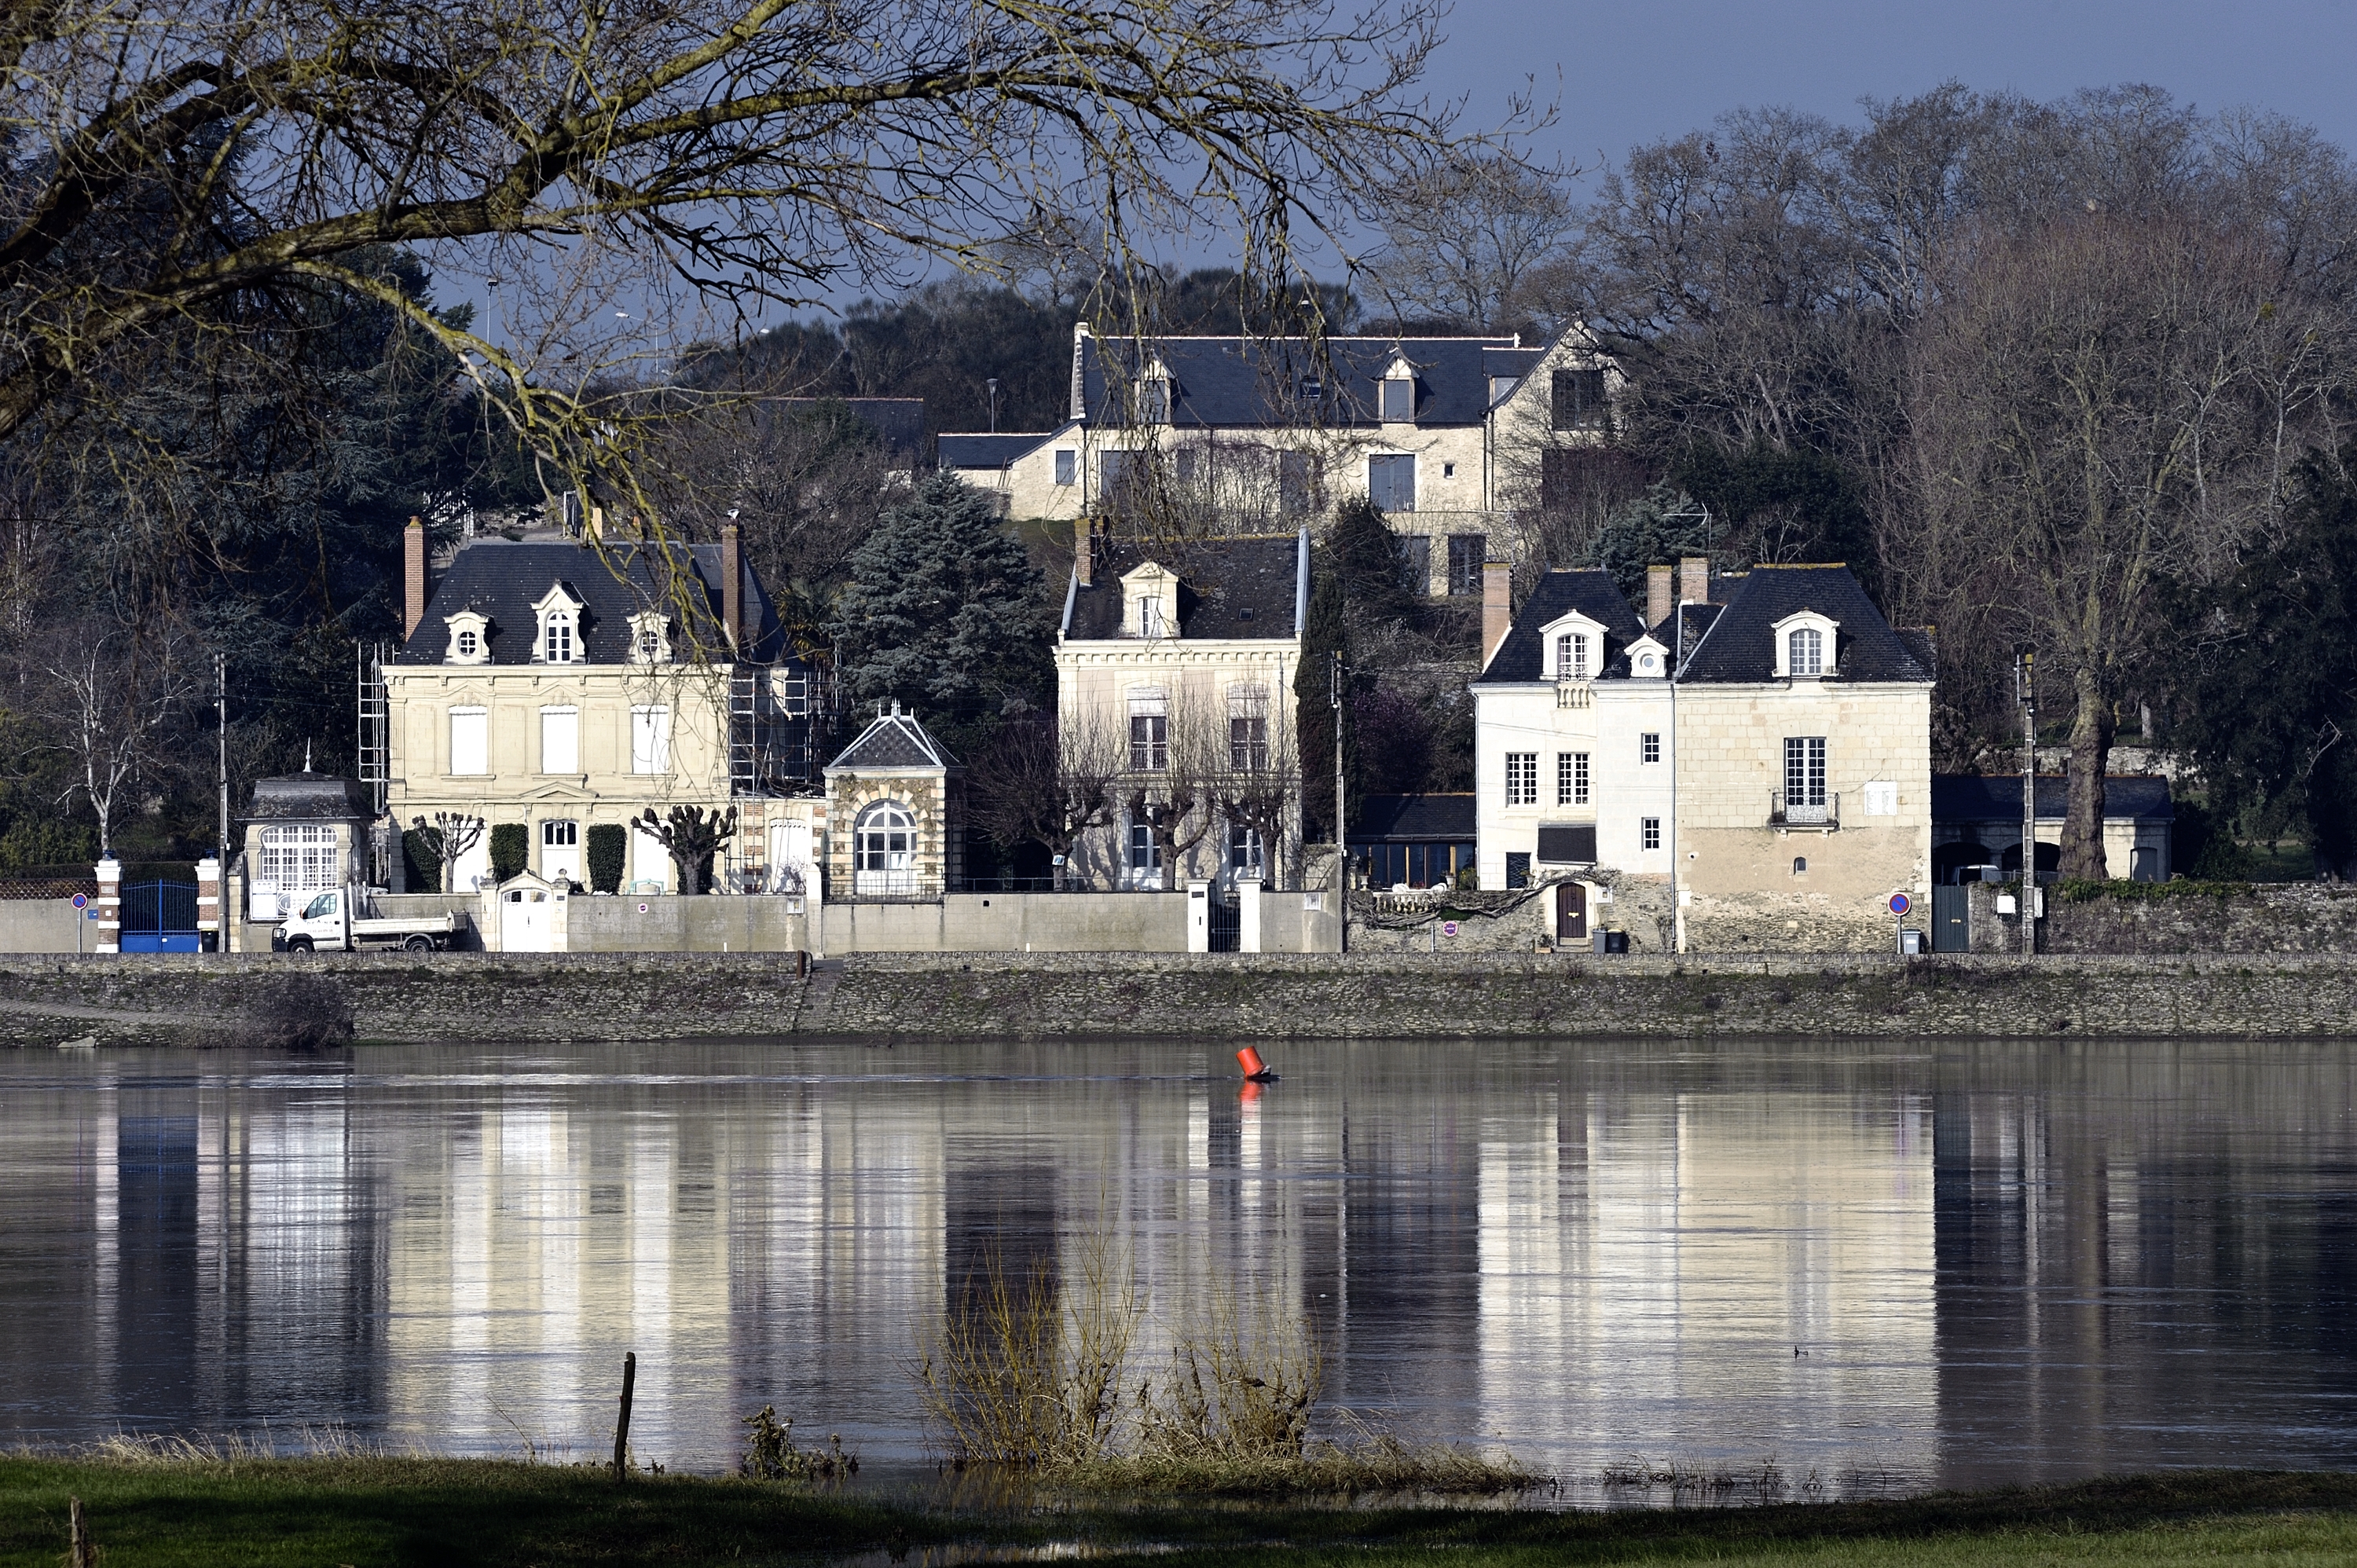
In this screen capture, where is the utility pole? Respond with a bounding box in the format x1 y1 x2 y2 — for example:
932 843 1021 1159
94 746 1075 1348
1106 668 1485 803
2015 644 2037 955
1330 649 1347 954
215 653 229 870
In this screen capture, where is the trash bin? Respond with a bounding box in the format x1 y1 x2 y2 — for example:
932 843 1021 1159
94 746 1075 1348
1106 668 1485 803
1602 930 1630 955
1900 927 1926 955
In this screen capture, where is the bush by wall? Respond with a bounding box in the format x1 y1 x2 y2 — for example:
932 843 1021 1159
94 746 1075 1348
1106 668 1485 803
490 823 528 884
401 830 441 893
587 825 626 894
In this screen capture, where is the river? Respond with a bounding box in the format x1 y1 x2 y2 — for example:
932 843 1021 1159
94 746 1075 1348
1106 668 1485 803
3 1035 2354 1497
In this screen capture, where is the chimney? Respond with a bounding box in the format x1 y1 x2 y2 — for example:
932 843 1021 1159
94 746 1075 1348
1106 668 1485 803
403 516 427 640
1680 555 1710 606
720 522 742 651
1647 563 1673 628
1480 560 1512 669
1075 516 1094 588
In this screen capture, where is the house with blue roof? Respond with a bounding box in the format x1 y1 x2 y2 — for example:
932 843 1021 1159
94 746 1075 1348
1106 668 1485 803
938 321 1615 596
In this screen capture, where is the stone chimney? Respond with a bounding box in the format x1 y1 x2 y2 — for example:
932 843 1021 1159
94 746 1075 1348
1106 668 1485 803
720 522 742 651
1680 555 1710 605
403 516 427 640
1647 563 1673 628
1480 561 1512 669
1075 516 1094 588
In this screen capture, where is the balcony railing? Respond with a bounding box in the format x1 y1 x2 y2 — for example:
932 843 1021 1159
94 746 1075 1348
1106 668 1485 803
1769 789 1839 830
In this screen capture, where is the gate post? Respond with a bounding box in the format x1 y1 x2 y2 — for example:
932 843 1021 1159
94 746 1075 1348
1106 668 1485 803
1186 879 1211 953
93 857 120 955
1238 878 1263 953
196 856 221 953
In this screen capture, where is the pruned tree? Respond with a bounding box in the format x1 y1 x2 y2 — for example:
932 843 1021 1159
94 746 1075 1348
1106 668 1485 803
40 616 195 859
970 709 1123 891
1124 688 1222 892
410 811 486 894
1211 681 1297 888
636 804 738 895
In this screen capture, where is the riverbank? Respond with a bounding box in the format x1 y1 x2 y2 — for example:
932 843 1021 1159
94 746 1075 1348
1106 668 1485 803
3 1457 2356 1565
5 951 2357 1045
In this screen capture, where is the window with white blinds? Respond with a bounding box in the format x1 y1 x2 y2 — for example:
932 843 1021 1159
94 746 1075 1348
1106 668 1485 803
540 706 579 774
449 706 488 775
631 705 672 774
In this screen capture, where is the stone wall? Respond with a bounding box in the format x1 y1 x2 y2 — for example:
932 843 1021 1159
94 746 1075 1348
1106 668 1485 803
1970 880 2357 955
1348 872 1677 954
9 949 2357 1046
568 893 806 953
0 897 83 954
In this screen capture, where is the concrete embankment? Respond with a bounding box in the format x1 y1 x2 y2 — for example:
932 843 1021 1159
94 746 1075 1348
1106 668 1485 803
2 951 2355 1046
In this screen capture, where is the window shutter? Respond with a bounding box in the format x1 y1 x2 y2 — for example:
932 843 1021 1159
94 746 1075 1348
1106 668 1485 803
1537 824 1596 863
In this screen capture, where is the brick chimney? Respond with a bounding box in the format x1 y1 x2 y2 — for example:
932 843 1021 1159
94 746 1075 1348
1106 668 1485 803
1075 516 1094 587
403 515 427 640
1480 560 1512 669
720 522 742 651
1680 555 1710 605
1647 563 1673 628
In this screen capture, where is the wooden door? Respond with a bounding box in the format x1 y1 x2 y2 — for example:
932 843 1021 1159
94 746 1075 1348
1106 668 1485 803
1556 881 1587 943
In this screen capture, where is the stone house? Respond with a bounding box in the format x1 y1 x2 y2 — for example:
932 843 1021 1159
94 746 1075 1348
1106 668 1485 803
229 769 375 931
939 323 1616 596
821 704 964 899
1055 526 1311 891
1471 556 1936 951
386 518 824 896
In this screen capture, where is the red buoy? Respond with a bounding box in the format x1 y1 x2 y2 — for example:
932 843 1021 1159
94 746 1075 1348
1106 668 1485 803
1236 1046 1276 1082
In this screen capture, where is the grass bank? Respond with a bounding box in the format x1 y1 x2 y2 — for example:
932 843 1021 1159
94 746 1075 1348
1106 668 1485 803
7 1458 2357 1566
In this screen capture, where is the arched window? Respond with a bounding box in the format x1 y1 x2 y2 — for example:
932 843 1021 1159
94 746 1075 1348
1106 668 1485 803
456 628 480 659
1787 627 1823 677
854 800 916 894
543 609 576 664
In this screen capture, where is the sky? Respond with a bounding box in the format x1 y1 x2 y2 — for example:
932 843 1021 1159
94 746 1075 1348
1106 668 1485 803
1430 0 2357 184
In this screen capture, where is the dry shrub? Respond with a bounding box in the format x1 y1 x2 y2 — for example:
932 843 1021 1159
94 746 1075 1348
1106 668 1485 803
1138 1286 1321 1463
739 1405 857 1480
915 1234 1139 1468
237 973 354 1050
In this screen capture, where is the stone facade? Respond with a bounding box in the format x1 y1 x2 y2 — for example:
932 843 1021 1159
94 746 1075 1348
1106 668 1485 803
1970 880 2357 955
821 705 965 899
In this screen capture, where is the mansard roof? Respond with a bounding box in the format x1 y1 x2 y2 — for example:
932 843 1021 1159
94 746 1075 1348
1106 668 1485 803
394 537 782 666
1062 533 1308 641
827 703 962 771
1472 570 1648 683
1676 565 1934 685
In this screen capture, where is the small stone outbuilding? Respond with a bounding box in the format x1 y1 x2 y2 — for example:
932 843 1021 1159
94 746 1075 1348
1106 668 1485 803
822 704 964 899
230 771 374 936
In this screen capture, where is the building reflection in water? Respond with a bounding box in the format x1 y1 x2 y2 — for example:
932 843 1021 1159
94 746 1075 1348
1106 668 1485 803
1 1040 2354 1486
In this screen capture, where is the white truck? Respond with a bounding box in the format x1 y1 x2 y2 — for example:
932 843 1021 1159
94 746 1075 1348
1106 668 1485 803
278 885 461 954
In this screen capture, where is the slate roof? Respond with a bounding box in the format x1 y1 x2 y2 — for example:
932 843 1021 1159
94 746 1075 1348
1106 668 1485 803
1349 793 1476 842
1934 775 2174 822
939 431 1060 468
1482 347 1545 388
827 705 962 771
246 772 373 822
1472 570 1648 683
394 538 783 665
1081 334 1522 428
1675 565 1934 684
1063 534 1307 641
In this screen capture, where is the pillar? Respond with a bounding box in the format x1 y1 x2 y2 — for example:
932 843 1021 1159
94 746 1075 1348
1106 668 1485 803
1186 878 1211 953
1238 877 1264 953
195 855 221 952
93 856 120 955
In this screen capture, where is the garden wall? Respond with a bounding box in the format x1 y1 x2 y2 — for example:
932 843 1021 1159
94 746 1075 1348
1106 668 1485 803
1969 881 2357 954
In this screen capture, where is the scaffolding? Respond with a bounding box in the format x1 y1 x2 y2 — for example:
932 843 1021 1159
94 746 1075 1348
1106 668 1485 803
356 642 388 813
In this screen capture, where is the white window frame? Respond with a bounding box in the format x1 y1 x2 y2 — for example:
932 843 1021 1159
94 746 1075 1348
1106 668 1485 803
541 819 579 848
1129 713 1169 771
631 705 672 775
853 799 917 894
1641 816 1662 852
443 611 490 665
449 705 488 776
1505 752 1538 808
1771 611 1841 679
1640 731 1662 765
1557 751 1589 808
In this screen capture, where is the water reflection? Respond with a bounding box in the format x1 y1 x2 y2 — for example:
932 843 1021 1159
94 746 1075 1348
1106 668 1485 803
2 1039 2353 1493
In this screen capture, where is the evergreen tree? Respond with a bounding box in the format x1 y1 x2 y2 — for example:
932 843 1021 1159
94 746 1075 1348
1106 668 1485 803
827 474 1052 757
1326 496 1417 625
1589 482 1714 607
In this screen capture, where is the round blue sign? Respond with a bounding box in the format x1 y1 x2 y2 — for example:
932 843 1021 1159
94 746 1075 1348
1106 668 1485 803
1888 892 1912 916
70 892 87 910
1442 921 1461 937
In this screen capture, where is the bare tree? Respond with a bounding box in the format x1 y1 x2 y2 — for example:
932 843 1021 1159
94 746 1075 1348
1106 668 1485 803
1211 682 1297 888
0 0 1457 536
1123 688 1224 892
411 811 486 894
970 708 1124 889
636 804 738 894
1362 151 1580 333
39 616 194 859
1910 216 2322 875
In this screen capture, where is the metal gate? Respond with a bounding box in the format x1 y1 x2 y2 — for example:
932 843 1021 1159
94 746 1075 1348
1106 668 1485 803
1208 892 1241 953
121 879 200 953
1930 885 1970 953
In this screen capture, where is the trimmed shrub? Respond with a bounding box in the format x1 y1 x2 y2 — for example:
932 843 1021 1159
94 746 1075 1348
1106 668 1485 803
489 822 529 884
402 830 442 892
586 824 627 894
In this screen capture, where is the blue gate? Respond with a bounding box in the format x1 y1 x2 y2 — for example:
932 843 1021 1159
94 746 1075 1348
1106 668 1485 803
120 879 200 953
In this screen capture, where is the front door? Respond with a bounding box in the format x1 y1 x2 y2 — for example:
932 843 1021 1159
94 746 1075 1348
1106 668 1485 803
1932 885 1970 952
541 819 581 886
1556 881 1587 943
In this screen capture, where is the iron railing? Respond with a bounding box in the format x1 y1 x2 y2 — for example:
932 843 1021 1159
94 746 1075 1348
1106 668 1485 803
1769 789 1839 829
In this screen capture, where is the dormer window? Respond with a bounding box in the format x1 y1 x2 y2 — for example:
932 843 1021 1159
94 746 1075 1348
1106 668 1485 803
1137 361 1172 425
1553 632 1590 681
1626 633 1668 678
1120 561 1181 641
1772 611 1841 679
531 583 587 665
442 610 490 665
627 610 672 665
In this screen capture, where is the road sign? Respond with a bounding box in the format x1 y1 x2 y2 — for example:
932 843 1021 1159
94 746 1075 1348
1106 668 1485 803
70 893 87 910
1888 892 1912 917
1442 921 1460 937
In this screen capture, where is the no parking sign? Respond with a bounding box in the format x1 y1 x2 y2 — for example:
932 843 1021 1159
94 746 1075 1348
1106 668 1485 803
1887 892 1912 917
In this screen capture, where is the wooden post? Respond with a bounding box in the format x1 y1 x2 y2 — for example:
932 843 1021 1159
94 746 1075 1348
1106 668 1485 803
69 1495 92 1567
612 1351 637 1480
